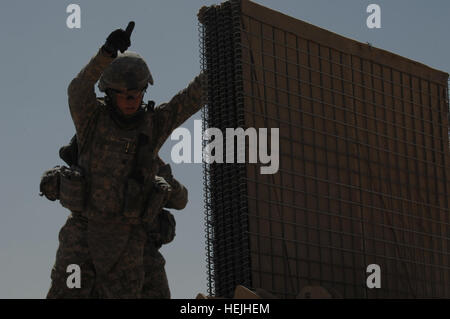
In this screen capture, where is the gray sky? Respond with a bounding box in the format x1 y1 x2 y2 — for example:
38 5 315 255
0 0 448 299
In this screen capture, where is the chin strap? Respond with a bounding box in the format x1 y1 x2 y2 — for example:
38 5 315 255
105 92 154 130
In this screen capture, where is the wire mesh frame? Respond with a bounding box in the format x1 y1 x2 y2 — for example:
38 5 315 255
448 78 450 151
202 0 450 298
199 19 214 297
200 0 252 298
240 9 450 298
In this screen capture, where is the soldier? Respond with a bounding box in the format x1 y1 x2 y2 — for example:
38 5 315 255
45 21 204 298
51 135 187 298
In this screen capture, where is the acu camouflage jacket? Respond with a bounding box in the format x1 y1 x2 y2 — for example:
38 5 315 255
68 48 203 224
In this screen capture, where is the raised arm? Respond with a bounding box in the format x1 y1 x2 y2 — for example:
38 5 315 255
67 21 135 137
152 72 206 151
67 48 115 136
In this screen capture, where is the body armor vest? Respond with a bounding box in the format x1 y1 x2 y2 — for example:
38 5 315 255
78 99 158 224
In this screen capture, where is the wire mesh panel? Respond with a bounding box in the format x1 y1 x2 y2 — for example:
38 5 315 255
201 0 450 298
201 0 251 298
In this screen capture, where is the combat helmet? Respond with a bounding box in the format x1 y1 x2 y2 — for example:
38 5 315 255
98 51 154 92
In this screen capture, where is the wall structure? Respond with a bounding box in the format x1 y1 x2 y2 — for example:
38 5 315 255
201 0 450 298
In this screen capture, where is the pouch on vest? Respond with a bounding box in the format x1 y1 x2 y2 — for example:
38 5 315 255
158 209 176 245
142 179 171 224
59 166 86 212
148 209 176 248
39 165 62 201
123 178 144 218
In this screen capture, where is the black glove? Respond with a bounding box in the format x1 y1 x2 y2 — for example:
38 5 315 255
158 164 174 183
154 176 172 194
103 21 135 57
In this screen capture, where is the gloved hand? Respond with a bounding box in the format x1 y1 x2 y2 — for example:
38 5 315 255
142 176 173 224
158 164 174 184
154 176 172 195
103 21 135 58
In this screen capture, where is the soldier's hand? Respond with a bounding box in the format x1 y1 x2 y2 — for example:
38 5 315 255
158 164 174 181
103 21 135 58
154 176 172 194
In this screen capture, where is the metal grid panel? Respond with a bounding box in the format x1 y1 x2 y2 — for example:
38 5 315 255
201 0 450 298
201 0 251 298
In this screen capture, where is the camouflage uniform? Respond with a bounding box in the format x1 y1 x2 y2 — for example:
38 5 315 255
142 157 188 299
47 47 202 298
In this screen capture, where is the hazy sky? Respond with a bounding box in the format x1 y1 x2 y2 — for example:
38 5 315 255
0 0 449 299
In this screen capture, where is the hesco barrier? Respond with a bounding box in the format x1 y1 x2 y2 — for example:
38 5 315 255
200 0 450 298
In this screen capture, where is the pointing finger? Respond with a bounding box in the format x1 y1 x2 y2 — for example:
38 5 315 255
125 21 135 37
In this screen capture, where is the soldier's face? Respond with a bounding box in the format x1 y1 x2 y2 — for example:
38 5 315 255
114 89 144 115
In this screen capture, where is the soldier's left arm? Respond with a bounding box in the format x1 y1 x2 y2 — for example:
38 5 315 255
152 72 206 151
